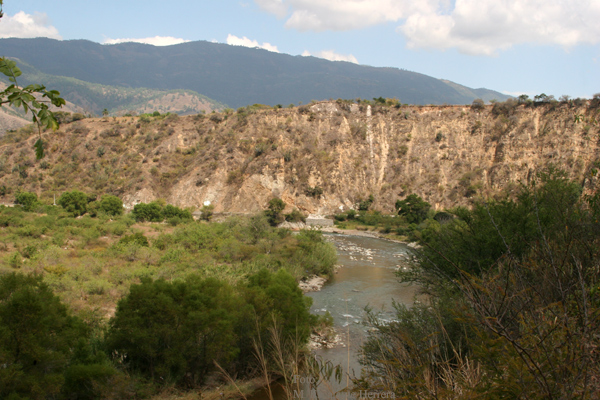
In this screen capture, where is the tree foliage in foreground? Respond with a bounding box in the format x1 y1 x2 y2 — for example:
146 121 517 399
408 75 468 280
107 268 313 386
359 169 600 399
0 273 117 400
0 49 64 158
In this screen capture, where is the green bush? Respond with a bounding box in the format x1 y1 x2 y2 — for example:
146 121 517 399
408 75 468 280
306 186 323 198
285 208 306 223
293 230 337 276
395 194 431 224
14 191 39 212
264 197 286 226
334 214 346 222
0 273 88 399
118 232 149 247
199 205 214 221
471 98 485 111
98 195 123 216
132 202 163 222
107 276 243 386
161 204 192 221
358 194 374 211
58 190 89 217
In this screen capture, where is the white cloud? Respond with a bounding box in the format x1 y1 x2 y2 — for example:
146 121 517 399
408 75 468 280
103 36 190 46
302 50 358 63
226 34 279 52
255 0 600 55
254 0 288 18
401 0 600 55
0 11 61 39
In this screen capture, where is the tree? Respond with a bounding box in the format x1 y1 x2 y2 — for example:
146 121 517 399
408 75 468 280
362 170 600 398
0 273 87 399
358 194 374 211
132 202 163 222
471 98 485 111
199 204 214 221
161 204 192 221
58 190 89 216
0 4 65 159
14 191 39 211
99 194 123 216
107 276 243 386
518 94 530 104
264 197 286 226
395 194 430 224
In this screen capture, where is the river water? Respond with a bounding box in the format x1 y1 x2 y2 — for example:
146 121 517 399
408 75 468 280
249 233 417 400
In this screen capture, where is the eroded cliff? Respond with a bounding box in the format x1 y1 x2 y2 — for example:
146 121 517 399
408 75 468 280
1 100 598 214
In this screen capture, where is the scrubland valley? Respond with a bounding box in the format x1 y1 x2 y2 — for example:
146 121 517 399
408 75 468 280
1 96 600 400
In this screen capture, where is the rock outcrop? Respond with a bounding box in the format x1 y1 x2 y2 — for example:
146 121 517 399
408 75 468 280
1 100 598 213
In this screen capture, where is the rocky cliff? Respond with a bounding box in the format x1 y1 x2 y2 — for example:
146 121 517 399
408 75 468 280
1 100 598 214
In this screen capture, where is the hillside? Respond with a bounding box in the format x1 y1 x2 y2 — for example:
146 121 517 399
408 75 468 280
0 80 88 134
1 99 598 214
0 59 225 132
0 38 510 108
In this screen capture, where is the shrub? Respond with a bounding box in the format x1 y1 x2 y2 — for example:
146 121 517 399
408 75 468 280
107 276 243 386
264 197 286 226
58 190 89 217
358 194 374 211
306 186 323 198
15 191 39 211
161 204 192 221
0 273 88 399
433 211 454 223
132 202 163 222
285 208 306 223
471 98 485 111
9 251 22 268
99 195 123 216
118 232 149 247
199 204 214 221
395 194 431 224
491 98 518 117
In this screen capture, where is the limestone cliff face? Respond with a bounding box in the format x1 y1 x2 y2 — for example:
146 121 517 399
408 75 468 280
1 101 599 214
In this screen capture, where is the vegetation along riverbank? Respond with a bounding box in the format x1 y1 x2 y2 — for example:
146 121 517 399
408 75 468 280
0 191 338 399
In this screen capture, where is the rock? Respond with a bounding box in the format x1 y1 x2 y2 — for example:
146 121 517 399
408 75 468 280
299 276 327 293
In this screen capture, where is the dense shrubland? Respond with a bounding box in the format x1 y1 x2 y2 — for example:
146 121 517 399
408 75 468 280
356 169 600 398
0 192 337 399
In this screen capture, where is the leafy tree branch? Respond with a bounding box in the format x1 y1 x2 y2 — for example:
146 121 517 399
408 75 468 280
0 3 65 158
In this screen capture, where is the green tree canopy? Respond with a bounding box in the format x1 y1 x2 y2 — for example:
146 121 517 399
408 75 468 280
98 194 123 216
132 201 163 222
58 190 89 217
264 197 286 226
14 191 39 212
107 276 243 386
0 273 87 399
395 194 431 224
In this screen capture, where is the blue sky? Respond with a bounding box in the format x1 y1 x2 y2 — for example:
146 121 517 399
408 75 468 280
1 0 598 99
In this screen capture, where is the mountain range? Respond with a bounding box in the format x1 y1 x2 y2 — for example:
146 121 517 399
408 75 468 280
0 38 509 113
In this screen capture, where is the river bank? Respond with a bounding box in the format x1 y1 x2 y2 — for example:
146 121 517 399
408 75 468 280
170 234 415 400
281 220 420 248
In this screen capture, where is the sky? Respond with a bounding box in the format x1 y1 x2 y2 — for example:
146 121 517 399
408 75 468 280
0 0 598 99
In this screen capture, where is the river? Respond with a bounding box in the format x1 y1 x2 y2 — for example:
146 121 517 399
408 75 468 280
249 233 417 400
